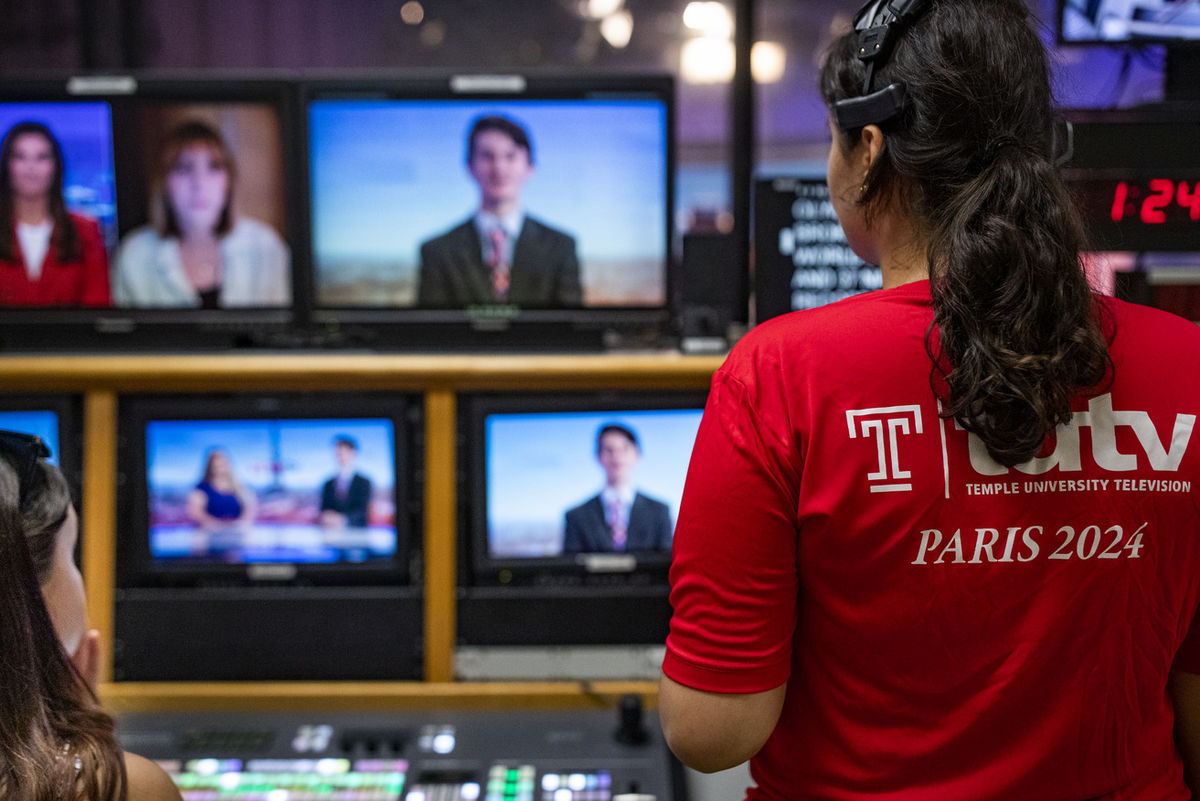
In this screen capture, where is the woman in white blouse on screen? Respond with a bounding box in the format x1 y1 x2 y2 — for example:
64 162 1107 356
113 120 289 308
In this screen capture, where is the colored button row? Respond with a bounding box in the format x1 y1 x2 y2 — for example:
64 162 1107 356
182 791 402 801
175 772 405 791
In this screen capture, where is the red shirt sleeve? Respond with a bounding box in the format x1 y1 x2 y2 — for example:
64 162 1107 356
73 215 111 306
663 364 802 694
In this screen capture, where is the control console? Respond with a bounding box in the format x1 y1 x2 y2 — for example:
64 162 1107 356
117 699 681 801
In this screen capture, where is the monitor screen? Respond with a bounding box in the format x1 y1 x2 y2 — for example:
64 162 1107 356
109 96 292 310
0 394 82 509
753 176 880 323
302 75 674 349
117 393 416 587
458 391 704 647
1059 0 1200 44
145 418 397 565
484 407 700 563
0 409 64 463
0 100 117 267
0 77 297 350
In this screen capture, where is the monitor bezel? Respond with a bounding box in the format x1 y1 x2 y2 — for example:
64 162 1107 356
0 73 304 352
296 72 678 351
116 391 419 589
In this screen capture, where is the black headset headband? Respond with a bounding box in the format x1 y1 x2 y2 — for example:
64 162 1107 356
833 0 931 130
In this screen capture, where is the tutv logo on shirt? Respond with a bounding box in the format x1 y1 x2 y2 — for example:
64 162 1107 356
845 394 1196 492
961 394 1195 476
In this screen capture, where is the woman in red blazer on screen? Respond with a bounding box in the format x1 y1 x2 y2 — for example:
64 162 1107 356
0 121 110 306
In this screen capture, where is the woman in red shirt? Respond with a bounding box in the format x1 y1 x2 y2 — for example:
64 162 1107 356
0 121 111 306
661 0 1200 798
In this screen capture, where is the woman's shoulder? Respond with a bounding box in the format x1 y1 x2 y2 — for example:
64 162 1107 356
66 213 102 235
123 752 182 801
1101 292 1200 346
229 216 286 247
116 225 167 257
66 211 99 226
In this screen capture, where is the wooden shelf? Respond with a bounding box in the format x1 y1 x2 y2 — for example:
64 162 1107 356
100 681 660 713
0 352 722 708
0 352 724 391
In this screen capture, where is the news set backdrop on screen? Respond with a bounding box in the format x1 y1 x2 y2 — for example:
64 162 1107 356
143 417 397 565
483 407 702 559
308 97 669 310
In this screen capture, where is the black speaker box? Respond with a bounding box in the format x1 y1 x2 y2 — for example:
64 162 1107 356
113 587 422 681
680 232 745 339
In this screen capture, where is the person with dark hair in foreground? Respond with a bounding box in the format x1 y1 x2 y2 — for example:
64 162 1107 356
660 1 1200 798
417 114 581 308
0 430 181 800
562 424 672 554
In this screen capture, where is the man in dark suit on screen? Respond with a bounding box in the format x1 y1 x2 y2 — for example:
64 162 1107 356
562 423 673 554
417 114 582 308
318 435 373 529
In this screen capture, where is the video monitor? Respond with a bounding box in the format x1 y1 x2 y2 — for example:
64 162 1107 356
0 394 82 500
302 75 674 349
753 176 881 323
116 393 417 588
458 391 705 647
0 76 297 350
1059 0 1200 44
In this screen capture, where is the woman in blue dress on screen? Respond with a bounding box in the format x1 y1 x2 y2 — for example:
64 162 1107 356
186 447 257 532
113 120 289 308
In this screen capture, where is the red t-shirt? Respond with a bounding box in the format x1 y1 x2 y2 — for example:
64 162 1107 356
0 214 111 306
664 280 1200 800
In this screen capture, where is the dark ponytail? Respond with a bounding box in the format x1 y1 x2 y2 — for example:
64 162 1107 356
820 0 1109 467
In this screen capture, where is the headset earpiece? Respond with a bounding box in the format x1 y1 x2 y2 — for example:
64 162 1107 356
833 0 932 130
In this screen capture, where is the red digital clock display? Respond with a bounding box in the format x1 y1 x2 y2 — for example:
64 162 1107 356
1067 175 1200 251
1109 180 1200 224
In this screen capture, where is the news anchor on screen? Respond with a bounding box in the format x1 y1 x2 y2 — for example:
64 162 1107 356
186 447 257 532
113 120 290 308
0 121 110 306
417 114 581 308
562 423 672 554
318 435 373 529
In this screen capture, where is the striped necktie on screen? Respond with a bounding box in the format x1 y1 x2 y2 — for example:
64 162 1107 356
488 227 510 301
607 496 627 551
